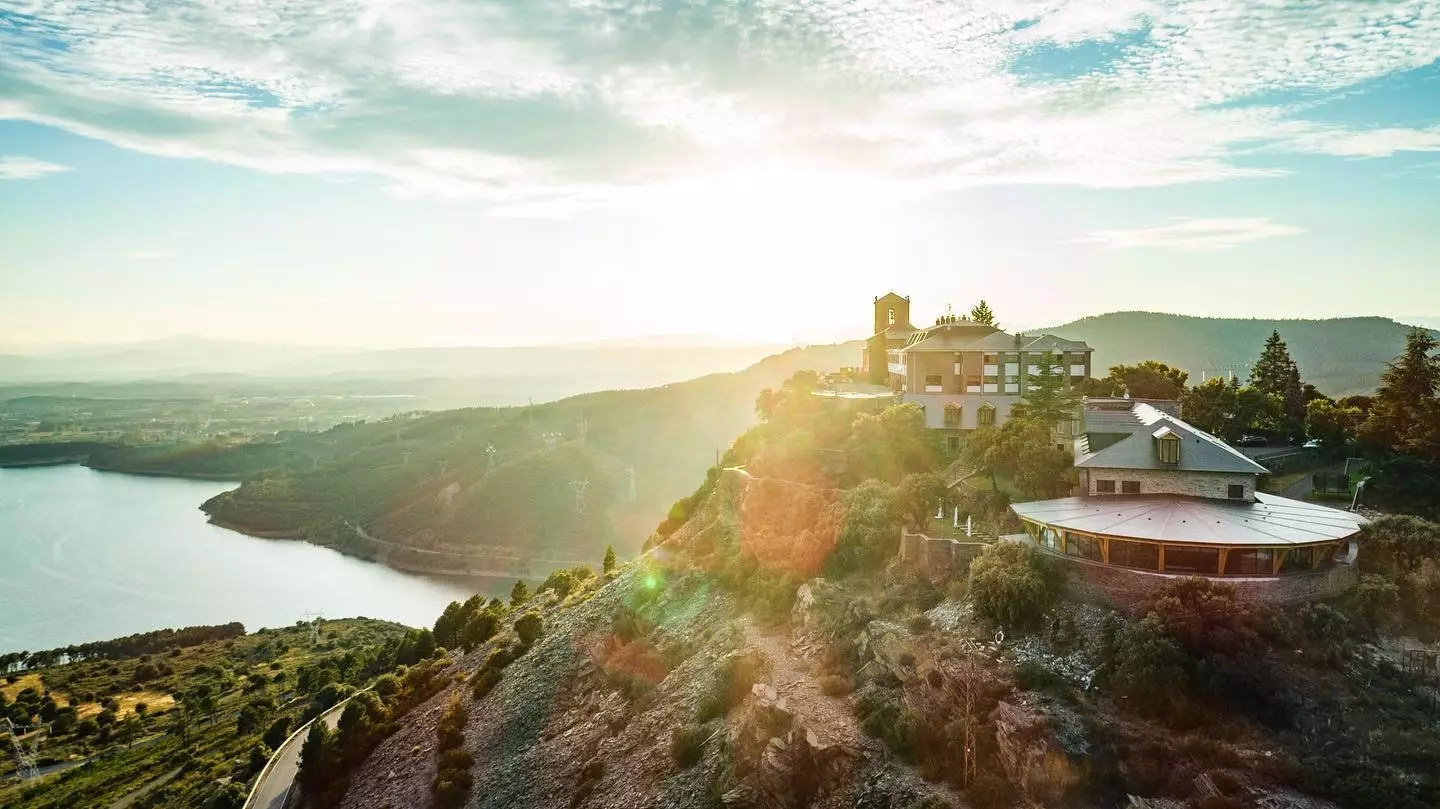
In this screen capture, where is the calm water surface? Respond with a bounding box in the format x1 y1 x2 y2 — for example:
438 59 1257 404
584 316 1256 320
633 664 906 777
0 465 475 653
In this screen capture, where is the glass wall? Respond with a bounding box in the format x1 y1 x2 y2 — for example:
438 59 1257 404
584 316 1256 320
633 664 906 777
1110 540 1159 570
1165 546 1220 575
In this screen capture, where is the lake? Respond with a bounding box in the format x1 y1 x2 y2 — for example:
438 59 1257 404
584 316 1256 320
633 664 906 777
0 464 478 654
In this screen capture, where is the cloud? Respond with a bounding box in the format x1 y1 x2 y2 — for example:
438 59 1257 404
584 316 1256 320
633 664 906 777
0 155 72 180
0 1 1438 205
1079 217 1305 251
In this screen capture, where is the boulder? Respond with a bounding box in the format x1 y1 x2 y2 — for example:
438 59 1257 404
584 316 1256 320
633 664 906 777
990 699 1088 807
854 621 918 683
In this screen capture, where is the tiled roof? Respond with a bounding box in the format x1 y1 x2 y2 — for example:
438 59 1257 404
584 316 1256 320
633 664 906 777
1076 402 1268 475
896 324 1092 354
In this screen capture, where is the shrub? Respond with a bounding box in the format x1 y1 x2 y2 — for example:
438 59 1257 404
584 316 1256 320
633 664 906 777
514 611 544 647
966 771 1014 809
968 542 1062 630
432 693 473 809
262 716 291 749
696 652 763 722
248 743 272 775
819 675 853 697
671 723 708 767
907 614 933 634
372 673 400 699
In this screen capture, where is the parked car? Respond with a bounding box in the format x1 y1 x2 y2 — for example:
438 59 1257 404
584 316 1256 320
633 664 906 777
1302 439 1322 449
1236 435 1268 447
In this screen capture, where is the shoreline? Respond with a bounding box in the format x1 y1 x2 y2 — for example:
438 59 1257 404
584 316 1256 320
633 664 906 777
0 457 88 468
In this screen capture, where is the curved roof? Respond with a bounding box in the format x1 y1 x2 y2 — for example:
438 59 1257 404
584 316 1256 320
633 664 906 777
1010 492 1365 546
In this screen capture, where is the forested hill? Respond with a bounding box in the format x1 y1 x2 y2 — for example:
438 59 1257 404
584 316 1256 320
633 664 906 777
182 342 858 573
1043 312 1437 396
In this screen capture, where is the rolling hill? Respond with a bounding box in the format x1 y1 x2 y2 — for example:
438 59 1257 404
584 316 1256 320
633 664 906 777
93 342 863 579
1042 312 1436 396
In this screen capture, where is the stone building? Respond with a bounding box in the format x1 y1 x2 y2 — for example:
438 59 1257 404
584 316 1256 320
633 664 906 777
1008 399 1365 604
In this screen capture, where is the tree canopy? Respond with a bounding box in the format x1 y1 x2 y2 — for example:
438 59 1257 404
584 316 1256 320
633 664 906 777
969 300 998 327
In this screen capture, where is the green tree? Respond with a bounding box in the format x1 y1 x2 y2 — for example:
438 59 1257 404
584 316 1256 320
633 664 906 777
1103 361 1189 400
1016 360 1079 427
826 480 903 576
1305 399 1361 450
297 720 334 797
1359 328 1440 460
897 472 950 530
262 716 291 750
1250 330 1306 423
968 300 998 327
845 403 939 484
966 417 1071 498
509 579 530 607
968 542 1062 630
603 545 617 576
514 611 544 647
432 601 466 651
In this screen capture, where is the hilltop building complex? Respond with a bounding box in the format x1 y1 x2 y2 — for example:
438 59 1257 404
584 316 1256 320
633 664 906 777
859 292 1094 438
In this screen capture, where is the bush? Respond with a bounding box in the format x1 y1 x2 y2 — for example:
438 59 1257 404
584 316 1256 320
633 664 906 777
819 675 853 697
432 693 473 809
854 688 917 758
514 611 544 647
906 614 933 634
966 771 1014 809
968 542 1062 630
696 652 763 722
249 743 272 775
262 716 291 750
671 723 708 767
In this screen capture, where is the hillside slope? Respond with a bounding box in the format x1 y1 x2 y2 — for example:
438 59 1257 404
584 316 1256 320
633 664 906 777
1045 312 1435 396
188 342 859 576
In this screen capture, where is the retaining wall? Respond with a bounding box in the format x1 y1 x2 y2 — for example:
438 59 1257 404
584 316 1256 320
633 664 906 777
898 528 990 581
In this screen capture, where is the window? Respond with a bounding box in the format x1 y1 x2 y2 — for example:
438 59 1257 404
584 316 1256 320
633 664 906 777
1122 480 1141 494
1226 549 1274 575
1096 479 1116 493
983 354 998 365
1064 534 1103 561
946 435 961 454
1279 547 1314 574
1039 525 1061 550
944 403 962 426
888 308 896 325
1110 540 1159 570
1157 434 1181 464
1228 484 1245 499
1165 546 1219 575
964 374 982 390
977 404 996 427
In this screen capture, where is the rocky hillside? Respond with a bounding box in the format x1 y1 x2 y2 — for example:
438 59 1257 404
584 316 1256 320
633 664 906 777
315 381 1440 809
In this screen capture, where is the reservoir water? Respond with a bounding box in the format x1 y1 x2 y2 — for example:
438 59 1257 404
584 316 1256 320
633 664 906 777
0 464 476 654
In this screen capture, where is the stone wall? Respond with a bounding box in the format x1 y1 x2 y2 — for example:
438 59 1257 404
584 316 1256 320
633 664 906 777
1083 466 1255 500
1042 544 1358 610
897 528 989 581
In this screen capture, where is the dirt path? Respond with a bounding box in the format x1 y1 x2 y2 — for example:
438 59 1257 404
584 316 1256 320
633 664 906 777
107 764 184 809
741 621 861 750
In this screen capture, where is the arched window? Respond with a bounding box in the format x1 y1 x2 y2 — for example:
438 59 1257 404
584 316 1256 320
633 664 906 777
887 308 897 325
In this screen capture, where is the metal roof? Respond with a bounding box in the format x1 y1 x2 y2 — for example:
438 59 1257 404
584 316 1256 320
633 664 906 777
1010 492 1366 546
1076 402 1268 475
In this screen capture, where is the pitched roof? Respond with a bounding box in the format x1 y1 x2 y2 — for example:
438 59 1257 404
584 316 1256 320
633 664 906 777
1009 492 1366 546
896 324 1092 354
1075 402 1268 474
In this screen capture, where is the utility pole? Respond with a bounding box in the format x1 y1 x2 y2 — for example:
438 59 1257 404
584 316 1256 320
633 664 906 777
4 717 39 781
576 417 588 442
486 443 497 472
626 465 636 502
571 480 589 513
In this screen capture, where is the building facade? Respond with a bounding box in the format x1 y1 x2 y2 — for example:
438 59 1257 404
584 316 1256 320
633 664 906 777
860 292 1094 438
1009 399 1365 601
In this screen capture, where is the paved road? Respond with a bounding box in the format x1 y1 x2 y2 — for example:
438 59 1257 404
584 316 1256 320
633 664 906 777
246 702 348 809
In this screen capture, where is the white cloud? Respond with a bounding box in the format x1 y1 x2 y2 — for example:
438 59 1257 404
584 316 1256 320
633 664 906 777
1079 217 1305 251
0 0 1438 204
0 156 72 180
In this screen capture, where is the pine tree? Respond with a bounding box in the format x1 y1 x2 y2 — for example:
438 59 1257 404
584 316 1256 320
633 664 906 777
1016 358 1079 427
602 545 617 576
509 579 529 608
298 720 333 796
1250 330 1305 422
969 300 998 327
1359 328 1440 459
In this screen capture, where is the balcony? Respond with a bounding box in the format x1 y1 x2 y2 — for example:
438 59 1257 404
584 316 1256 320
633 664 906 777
888 362 906 375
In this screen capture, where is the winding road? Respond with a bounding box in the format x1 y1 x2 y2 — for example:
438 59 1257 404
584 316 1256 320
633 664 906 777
244 699 350 809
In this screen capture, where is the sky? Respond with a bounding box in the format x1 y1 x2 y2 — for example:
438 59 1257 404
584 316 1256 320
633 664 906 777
2 0 1439 348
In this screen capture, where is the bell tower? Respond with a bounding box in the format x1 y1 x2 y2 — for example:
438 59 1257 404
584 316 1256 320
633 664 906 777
873 292 911 335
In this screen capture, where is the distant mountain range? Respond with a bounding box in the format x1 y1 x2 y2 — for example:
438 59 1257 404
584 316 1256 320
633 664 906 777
1039 312 1437 396
3 313 1433 399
